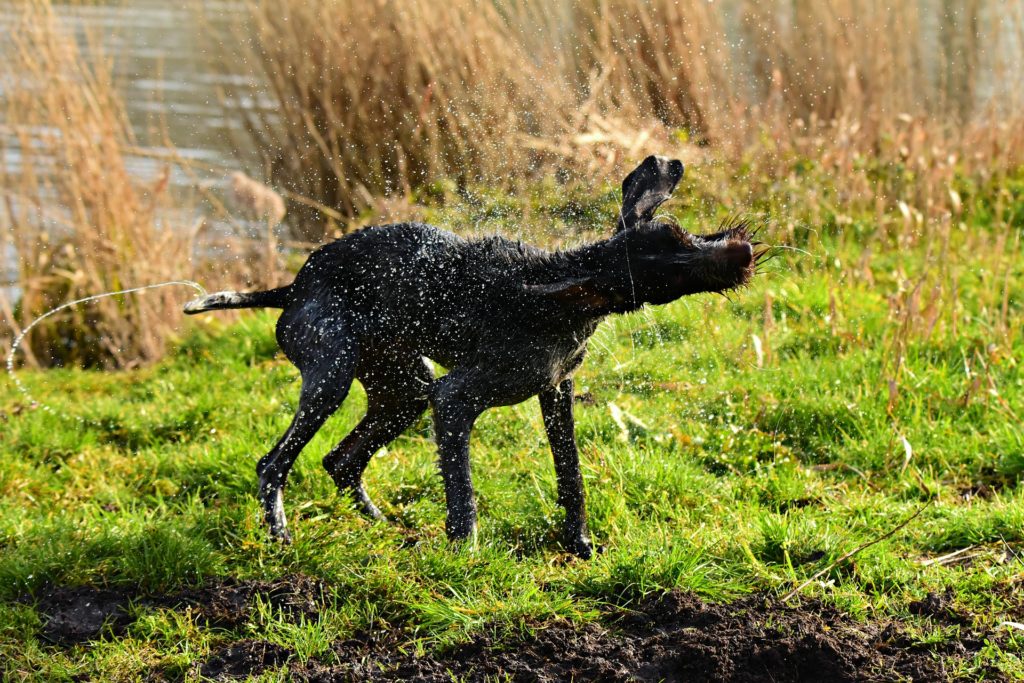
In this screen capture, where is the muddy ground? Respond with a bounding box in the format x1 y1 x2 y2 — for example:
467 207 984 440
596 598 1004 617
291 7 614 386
27 574 997 682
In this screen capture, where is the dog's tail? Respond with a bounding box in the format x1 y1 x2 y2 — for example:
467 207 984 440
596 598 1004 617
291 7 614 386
183 286 291 315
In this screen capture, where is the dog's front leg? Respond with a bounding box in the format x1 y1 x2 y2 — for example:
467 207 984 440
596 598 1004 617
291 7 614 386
431 373 485 544
539 378 594 559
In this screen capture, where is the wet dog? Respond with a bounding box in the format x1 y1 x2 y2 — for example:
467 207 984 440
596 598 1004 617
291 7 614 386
185 156 759 558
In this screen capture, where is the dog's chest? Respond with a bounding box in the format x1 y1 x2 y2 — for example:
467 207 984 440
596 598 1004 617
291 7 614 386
544 322 598 385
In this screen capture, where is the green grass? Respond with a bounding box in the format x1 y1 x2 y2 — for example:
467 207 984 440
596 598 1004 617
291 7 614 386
1 185 1023 680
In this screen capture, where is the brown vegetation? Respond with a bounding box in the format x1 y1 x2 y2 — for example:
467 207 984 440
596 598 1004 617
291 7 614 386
0 0 203 368
216 0 1024 238
0 1 279 368
207 0 572 237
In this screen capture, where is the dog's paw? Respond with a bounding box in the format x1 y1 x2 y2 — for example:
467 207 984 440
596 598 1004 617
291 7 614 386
566 535 596 560
349 485 387 522
268 526 293 544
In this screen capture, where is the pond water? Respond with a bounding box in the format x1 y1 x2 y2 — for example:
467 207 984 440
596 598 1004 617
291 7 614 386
0 0 275 297
1 0 269 183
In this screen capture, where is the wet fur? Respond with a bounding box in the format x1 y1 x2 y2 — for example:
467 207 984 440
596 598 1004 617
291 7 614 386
185 156 756 558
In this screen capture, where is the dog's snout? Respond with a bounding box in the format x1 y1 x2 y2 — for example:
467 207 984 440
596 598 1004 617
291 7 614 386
723 241 753 268
667 159 684 182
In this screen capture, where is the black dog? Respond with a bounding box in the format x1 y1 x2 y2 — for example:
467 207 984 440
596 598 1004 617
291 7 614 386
185 156 758 558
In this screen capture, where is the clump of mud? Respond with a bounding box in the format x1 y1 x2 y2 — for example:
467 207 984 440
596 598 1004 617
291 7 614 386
32 574 324 644
201 639 292 679
35 585 136 644
29 577 977 681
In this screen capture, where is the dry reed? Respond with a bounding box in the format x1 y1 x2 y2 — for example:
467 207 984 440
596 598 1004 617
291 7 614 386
569 0 735 143
211 0 1024 240
1 0 201 368
210 0 577 239
2 0 1022 370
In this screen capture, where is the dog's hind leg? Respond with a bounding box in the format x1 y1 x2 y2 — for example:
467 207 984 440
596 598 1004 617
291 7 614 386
257 308 357 541
539 378 594 559
323 356 433 519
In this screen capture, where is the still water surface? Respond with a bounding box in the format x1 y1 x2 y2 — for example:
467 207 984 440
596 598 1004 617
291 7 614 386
0 1 273 295
1 0 265 188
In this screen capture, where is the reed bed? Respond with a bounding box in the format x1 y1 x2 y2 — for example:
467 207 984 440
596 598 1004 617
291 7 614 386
2 0 1022 369
210 0 574 238
216 0 1024 239
0 1 237 368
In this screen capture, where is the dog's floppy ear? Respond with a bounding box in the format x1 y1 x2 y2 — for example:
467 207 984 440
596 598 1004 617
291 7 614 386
525 277 618 311
616 155 684 232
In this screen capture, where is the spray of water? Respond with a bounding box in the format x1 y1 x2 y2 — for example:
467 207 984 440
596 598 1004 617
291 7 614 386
5 280 208 419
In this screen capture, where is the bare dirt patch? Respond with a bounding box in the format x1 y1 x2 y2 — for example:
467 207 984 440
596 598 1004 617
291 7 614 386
30 574 325 644
200 639 293 680
908 589 972 627
28 577 990 681
205 591 957 682
291 591 953 682
35 585 135 644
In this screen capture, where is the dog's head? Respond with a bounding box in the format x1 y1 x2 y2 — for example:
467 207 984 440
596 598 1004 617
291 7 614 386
618 155 758 305
532 156 760 313
620 217 758 306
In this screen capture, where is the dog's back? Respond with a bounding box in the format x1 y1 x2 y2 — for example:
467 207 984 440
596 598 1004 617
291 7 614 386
289 223 576 367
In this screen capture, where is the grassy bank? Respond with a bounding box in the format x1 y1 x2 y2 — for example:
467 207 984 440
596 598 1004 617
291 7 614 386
0 177 1021 680
1 2 1022 678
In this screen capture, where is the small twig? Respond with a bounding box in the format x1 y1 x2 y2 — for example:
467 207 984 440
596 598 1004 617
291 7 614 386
998 534 1024 570
918 545 976 567
780 499 933 603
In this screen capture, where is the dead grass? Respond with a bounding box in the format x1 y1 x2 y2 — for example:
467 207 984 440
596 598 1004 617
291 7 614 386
0 0 241 368
211 0 1024 239
208 0 576 238
2 0 1022 369
569 0 735 143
